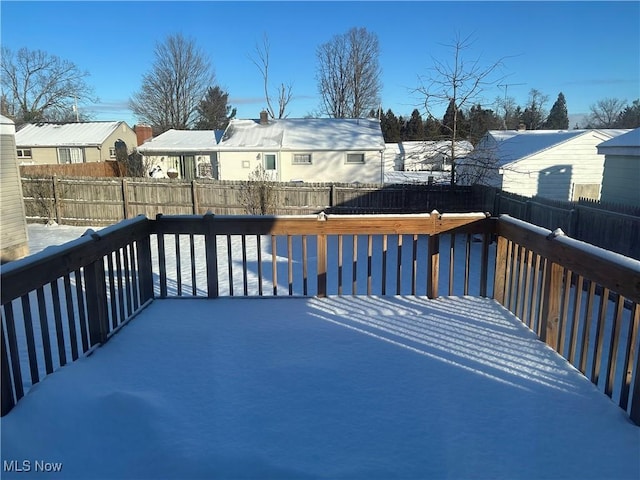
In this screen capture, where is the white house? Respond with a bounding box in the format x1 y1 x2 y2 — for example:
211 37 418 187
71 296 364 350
1 115 29 262
15 121 138 165
217 114 386 183
597 127 640 207
136 129 223 180
457 129 630 201
384 140 473 172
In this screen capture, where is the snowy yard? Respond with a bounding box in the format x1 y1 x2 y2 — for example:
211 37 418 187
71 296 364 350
1 224 639 479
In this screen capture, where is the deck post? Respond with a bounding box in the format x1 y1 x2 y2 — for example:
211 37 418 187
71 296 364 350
204 212 219 298
427 210 440 299
317 212 327 297
1 321 15 416
135 218 154 304
85 256 109 346
539 229 566 349
493 235 508 305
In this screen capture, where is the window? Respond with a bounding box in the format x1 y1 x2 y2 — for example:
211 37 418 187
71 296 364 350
16 149 32 159
292 153 312 165
264 154 276 170
109 147 116 159
58 147 83 164
346 153 365 164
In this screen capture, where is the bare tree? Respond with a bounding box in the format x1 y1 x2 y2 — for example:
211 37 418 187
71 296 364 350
588 98 627 128
130 34 214 134
316 27 381 118
520 88 549 130
1 47 94 124
250 34 293 119
240 164 276 215
416 33 506 185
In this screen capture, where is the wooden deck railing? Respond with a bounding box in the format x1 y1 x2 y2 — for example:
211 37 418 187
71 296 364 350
1 212 639 425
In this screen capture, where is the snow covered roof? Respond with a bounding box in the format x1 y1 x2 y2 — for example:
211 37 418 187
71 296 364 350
137 129 223 153
597 127 640 156
15 121 131 147
219 118 385 151
480 129 631 166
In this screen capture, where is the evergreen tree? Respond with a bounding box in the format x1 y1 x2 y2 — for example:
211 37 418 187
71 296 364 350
404 109 425 140
544 92 569 129
380 108 401 142
195 86 236 130
424 115 441 140
467 104 502 145
441 99 468 139
614 99 640 128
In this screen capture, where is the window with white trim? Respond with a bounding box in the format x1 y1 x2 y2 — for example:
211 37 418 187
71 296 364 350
16 149 32 159
292 153 312 165
58 147 83 164
109 147 116 159
346 153 365 164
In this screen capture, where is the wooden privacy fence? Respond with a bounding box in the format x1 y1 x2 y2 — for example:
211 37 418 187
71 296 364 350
20 176 483 225
1 212 639 425
489 189 640 259
20 176 639 259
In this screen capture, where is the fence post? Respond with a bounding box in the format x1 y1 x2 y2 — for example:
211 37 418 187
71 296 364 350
1 321 15 416
83 234 109 346
427 210 440 299
122 178 130 220
204 212 219 298
191 180 198 214
539 229 565 349
52 175 61 224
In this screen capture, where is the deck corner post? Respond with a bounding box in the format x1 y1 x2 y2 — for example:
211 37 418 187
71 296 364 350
204 212 219 298
85 257 109 346
1 321 16 416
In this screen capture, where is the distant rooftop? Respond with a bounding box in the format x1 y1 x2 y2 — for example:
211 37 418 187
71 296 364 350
219 118 385 151
137 129 223 153
15 121 131 147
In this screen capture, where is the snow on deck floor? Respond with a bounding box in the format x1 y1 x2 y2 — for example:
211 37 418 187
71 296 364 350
1 296 639 480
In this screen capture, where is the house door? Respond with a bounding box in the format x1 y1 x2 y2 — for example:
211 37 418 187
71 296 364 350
182 155 196 180
264 153 278 181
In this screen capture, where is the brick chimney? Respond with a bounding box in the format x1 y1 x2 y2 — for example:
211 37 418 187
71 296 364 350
259 110 269 125
134 124 153 145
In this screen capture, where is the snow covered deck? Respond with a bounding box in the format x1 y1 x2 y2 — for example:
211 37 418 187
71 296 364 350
2 295 638 479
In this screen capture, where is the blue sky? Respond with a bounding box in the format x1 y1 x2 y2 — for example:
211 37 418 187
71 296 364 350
2 1 639 127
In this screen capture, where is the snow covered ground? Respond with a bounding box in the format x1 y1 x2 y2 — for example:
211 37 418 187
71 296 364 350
1 223 639 479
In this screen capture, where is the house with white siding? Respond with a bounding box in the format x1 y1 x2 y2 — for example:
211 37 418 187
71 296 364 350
1 115 29 262
384 140 473 172
457 129 630 201
597 127 640 207
15 121 138 165
137 129 223 180
217 113 386 183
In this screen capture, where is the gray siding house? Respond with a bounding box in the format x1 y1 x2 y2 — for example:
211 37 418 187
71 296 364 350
597 127 640 207
1 115 29 262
